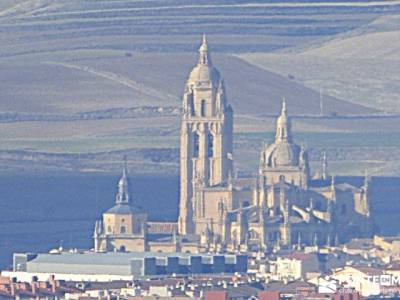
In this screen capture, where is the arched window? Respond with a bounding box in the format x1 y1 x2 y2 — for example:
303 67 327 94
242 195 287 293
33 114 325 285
193 133 200 158
249 230 259 239
189 97 195 116
120 226 126 234
133 222 142 234
207 133 214 157
201 99 206 117
107 226 112 233
119 245 126 252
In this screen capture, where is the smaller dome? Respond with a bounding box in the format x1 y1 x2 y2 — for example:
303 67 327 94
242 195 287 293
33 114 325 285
106 203 144 215
264 142 300 167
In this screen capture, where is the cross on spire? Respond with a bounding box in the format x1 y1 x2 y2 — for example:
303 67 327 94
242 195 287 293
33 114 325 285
198 33 211 65
275 97 292 143
116 157 130 204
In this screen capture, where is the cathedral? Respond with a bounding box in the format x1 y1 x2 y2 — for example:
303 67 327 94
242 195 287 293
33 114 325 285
93 36 374 254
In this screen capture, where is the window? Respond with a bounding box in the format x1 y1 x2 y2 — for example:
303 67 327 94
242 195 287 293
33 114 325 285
249 230 259 239
193 133 200 158
207 133 214 157
201 99 206 117
107 226 112 233
189 97 195 116
120 226 126 234
119 246 126 252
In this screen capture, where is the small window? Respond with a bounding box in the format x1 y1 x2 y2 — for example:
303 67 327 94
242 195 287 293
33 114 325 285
120 246 126 252
193 133 200 158
207 133 214 157
189 95 195 116
201 99 206 117
120 226 126 234
107 226 112 233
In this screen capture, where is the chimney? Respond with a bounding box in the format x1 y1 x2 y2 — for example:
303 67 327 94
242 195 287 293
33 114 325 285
48 275 57 293
10 277 17 296
31 276 38 294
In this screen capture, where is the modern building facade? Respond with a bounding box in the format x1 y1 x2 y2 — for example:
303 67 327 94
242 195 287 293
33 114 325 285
10 252 247 282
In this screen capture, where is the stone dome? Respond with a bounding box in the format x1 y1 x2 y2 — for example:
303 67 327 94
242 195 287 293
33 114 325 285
186 34 220 86
264 141 300 167
187 64 220 85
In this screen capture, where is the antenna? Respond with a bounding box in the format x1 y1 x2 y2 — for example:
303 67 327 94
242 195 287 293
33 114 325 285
319 87 324 116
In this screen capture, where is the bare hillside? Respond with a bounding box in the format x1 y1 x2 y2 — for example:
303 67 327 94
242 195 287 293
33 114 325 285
0 51 375 115
239 14 400 112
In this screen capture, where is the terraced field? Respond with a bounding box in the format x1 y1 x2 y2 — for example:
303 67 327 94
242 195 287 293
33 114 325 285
0 0 398 174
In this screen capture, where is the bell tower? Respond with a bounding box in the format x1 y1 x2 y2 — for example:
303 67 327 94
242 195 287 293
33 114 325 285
178 35 233 235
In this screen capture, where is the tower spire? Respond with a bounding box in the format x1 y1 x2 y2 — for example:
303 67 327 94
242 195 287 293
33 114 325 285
330 175 336 202
275 98 292 143
282 97 287 114
198 33 211 65
322 151 328 181
363 169 371 217
202 33 207 45
364 169 369 190
116 158 130 204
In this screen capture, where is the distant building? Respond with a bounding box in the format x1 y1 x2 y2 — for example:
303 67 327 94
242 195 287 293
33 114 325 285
313 265 384 297
272 252 320 281
8 252 247 282
94 161 148 252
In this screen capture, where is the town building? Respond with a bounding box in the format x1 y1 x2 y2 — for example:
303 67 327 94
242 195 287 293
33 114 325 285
311 265 384 297
8 252 247 282
271 252 320 281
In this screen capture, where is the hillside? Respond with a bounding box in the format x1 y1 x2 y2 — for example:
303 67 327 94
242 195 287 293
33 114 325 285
239 14 400 112
0 0 395 116
0 1 398 175
300 15 400 59
0 51 375 116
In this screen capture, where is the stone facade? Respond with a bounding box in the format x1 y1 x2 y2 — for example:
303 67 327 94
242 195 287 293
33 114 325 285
94 163 148 252
176 36 374 253
94 35 374 254
178 35 233 236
